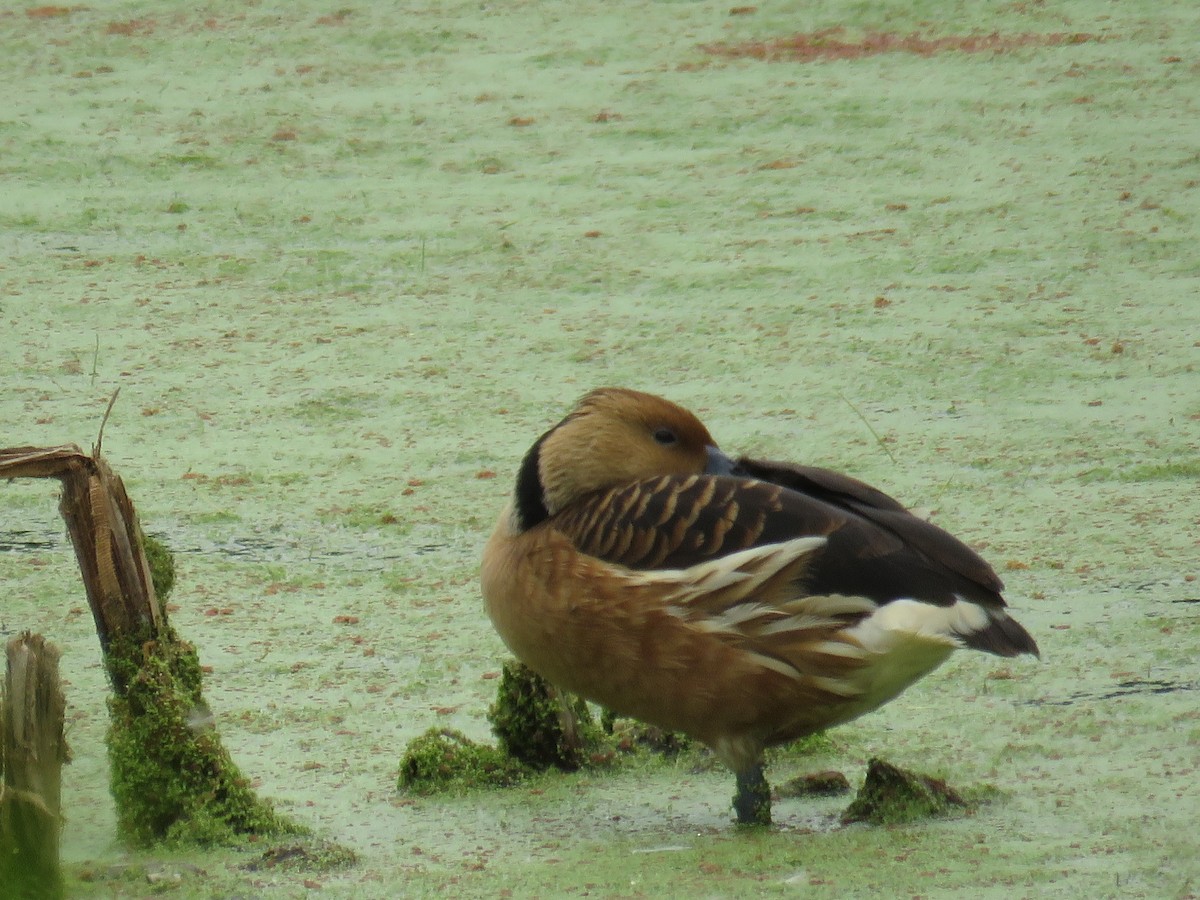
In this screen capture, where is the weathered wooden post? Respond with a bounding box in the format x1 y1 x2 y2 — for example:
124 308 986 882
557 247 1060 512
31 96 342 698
1 632 69 900
0 444 300 846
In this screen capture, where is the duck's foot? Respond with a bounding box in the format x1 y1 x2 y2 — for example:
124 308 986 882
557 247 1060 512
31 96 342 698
733 764 772 826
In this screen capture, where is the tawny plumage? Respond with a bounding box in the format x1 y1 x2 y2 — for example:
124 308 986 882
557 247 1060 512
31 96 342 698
481 388 1038 824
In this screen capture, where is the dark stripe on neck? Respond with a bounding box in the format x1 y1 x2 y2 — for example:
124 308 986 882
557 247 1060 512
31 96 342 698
513 433 550 531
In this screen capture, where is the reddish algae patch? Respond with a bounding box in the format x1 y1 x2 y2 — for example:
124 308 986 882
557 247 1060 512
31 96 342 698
701 28 1098 62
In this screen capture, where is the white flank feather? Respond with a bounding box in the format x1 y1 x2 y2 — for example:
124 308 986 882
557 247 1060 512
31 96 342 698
633 536 826 609
834 597 996 717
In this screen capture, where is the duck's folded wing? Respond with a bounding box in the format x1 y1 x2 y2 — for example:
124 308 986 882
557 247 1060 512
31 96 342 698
552 470 1009 611
733 457 1007 598
733 457 911 514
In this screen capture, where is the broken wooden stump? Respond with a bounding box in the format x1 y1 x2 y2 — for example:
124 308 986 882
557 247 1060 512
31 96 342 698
1 632 69 900
0 444 302 847
1 445 162 676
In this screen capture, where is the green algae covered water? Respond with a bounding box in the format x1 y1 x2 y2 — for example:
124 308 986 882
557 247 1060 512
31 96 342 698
1 1 1197 895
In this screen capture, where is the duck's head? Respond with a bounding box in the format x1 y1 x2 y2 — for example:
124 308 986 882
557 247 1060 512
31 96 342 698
512 388 735 530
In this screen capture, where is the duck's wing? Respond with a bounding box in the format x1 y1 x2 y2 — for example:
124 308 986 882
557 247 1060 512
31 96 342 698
551 467 1038 657
731 457 1007 601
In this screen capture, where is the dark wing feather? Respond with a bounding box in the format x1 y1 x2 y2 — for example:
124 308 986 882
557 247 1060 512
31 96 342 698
552 467 1008 611
733 458 911 514
733 457 1007 598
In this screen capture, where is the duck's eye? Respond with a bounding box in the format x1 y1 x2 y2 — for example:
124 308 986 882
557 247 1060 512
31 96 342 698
653 427 678 446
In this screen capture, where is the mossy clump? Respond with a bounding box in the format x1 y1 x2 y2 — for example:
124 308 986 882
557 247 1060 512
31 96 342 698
397 727 529 794
141 531 176 602
842 757 971 825
487 661 605 771
777 769 852 799
105 624 304 846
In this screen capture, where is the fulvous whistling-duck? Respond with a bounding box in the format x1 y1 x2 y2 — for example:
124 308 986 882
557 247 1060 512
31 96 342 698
481 388 1039 825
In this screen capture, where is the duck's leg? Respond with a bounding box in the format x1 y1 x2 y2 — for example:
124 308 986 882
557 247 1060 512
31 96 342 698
733 763 772 825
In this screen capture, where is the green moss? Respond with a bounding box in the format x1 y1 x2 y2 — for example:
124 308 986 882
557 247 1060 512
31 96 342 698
398 670 710 800
487 661 604 771
842 758 980 826
784 730 836 756
1114 461 1200 483
397 728 529 795
776 769 852 799
318 503 407 530
292 393 368 423
0 796 66 900
140 532 176 602
1071 447 1200 485
104 625 304 847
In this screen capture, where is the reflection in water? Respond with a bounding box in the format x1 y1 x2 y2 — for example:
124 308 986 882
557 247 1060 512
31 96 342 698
0 526 448 572
1026 677 1198 706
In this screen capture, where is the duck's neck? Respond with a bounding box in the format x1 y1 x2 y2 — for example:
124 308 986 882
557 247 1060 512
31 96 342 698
513 435 550 531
